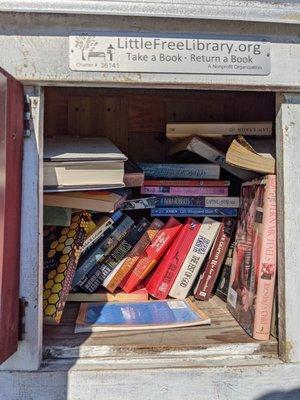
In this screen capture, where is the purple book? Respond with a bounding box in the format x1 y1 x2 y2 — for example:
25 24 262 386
141 186 228 197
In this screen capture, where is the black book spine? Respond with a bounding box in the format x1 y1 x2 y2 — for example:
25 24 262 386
81 218 150 293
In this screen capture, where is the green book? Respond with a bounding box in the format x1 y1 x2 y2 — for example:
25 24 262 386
44 206 72 227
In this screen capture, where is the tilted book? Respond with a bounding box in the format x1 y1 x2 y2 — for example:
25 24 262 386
120 218 182 293
227 175 276 341
169 136 257 181
75 298 210 333
151 207 238 218
156 196 239 208
215 243 235 301
43 211 92 324
81 210 123 255
146 218 201 300
80 218 150 293
143 179 230 187
121 197 158 210
103 219 164 293
169 217 221 299
194 218 236 301
139 163 220 180
72 214 134 290
141 186 228 197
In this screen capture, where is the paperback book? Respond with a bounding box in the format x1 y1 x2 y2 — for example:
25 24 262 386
156 196 239 208
215 243 235 301
143 179 230 187
141 186 228 197
227 175 276 340
75 298 211 333
151 207 238 218
139 163 220 180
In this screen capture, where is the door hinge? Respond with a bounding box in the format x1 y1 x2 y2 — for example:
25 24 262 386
24 94 31 137
18 298 28 340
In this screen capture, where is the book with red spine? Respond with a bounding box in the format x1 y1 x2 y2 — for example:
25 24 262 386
193 218 236 301
143 179 230 187
120 217 182 293
141 186 228 197
146 218 201 299
103 219 164 293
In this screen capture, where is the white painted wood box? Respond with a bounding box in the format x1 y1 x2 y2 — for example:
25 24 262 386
0 2 300 399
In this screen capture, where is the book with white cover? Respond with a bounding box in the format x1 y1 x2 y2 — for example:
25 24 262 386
44 137 127 191
44 137 127 162
169 136 257 181
169 217 221 299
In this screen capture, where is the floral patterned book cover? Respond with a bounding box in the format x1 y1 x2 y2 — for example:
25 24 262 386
227 175 276 340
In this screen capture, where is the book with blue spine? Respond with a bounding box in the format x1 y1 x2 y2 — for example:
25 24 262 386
75 298 211 332
156 196 239 208
151 207 238 217
139 163 220 180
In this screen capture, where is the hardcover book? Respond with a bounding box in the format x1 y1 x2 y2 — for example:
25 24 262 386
103 219 164 293
169 217 221 299
227 175 276 340
143 179 230 187
139 163 220 180
146 218 201 299
80 218 150 293
194 218 236 301
72 214 134 290
155 196 238 208
120 217 182 293
75 298 211 333
151 207 238 218
169 136 257 181
43 211 92 324
141 186 228 197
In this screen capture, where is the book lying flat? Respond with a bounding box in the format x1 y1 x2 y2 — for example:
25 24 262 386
43 206 72 227
139 163 220 180
166 122 272 140
67 287 149 302
225 136 275 174
75 298 210 333
44 137 127 191
123 160 145 187
44 190 127 213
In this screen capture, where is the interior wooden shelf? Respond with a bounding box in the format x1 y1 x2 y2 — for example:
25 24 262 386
43 296 278 360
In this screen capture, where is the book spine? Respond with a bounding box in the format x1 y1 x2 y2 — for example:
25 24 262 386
43 211 92 323
74 215 134 290
204 197 240 208
139 163 220 180
81 210 123 255
146 219 201 299
194 218 236 301
144 180 230 187
169 218 221 299
151 207 238 218
121 218 182 293
121 197 158 210
104 219 164 292
155 196 239 208
79 219 150 293
141 186 228 196
253 175 276 340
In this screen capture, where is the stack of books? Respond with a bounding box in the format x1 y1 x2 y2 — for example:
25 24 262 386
42 126 277 340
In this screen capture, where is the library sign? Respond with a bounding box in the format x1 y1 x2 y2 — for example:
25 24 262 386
69 34 270 75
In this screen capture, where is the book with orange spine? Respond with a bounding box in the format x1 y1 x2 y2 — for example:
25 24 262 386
102 219 164 293
146 218 201 299
120 217 182 293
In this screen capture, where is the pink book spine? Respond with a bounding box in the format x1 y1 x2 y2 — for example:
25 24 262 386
253 175 277 341
141 186 228 197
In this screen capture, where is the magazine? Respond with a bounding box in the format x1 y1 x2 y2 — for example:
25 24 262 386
75 298 210 333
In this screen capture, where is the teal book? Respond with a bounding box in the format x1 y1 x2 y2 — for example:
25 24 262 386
43 206 72 227
75 299 210 333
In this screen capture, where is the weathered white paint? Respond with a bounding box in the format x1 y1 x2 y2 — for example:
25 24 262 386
0 13 299 90
1 362 300 400
0 87 44 371
0 0 300 25
276 93 300 363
